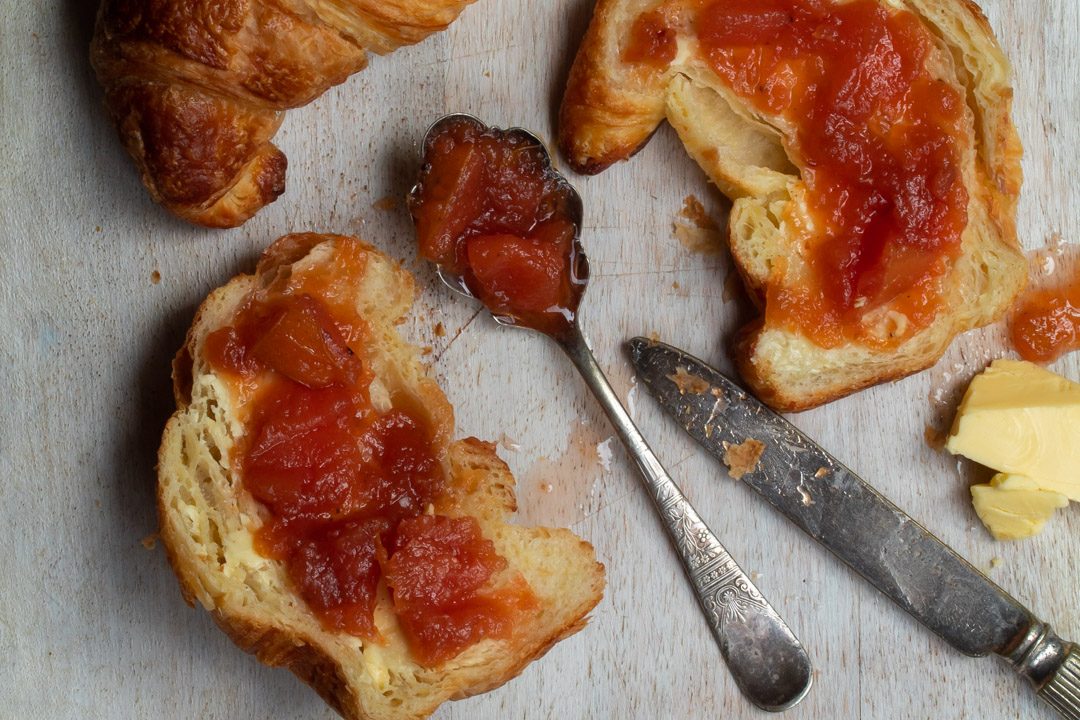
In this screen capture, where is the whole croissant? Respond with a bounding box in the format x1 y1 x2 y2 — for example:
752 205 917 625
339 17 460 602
90 0 476 228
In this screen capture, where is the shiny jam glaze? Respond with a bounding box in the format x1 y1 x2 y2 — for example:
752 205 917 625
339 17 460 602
624 0 970 347
410 116 586 337
1010 270 1080 363
203 240 535 659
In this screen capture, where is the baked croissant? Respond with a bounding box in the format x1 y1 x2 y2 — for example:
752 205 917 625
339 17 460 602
90 0 476 228
560 0 1027 411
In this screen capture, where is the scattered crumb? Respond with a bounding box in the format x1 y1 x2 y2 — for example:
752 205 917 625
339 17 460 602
497 433 520 452
483 70 492 78
372 195 398 211
421 346 433 356
433 322 446 337
140 534 159 550
667 366 711 395
541 483 554 493
924 424 947 450
814 467 829 479
648 330 660 343
722 438 766 480
673 195 724 254
672 281 680 290
94 226 102 233
678 195 718 230
150 270 161 285
990 556 1003 569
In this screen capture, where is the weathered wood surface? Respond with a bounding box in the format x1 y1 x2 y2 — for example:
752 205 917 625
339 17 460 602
1 1 1078 718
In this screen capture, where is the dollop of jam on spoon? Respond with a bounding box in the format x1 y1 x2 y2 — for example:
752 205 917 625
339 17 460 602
409 114 587 339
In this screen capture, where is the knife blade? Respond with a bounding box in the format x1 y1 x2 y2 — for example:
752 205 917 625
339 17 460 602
628 337 1080 719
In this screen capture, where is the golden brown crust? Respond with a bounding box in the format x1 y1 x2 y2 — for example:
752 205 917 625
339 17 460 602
156 233 604 719
560 0 1027 412
90 0 476 227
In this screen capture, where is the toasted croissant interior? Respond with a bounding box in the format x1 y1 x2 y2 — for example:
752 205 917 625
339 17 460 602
560 0 1027 410
158 233 604 720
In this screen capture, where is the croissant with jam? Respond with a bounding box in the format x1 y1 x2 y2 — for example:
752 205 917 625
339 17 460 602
90 0 477 228
560 0 1027 411
158 233 604 719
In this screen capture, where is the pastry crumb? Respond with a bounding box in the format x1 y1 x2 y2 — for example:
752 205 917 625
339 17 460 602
673 195 724 255
667 366 711 395
140 534 159 550
924 424 947 450
433 322 446 337
722 439 766 480
373 195 398 211
990 556 1003 569
150 270 161 285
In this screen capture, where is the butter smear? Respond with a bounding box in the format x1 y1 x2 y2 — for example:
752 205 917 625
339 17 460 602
946 359 1078 540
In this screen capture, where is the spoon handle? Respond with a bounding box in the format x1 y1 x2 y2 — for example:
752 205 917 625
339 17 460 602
557 325 812 712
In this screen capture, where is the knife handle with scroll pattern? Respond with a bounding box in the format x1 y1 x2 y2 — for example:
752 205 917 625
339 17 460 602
556 326 812 712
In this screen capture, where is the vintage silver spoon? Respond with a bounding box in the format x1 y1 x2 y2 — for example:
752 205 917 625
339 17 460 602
410 114 812 712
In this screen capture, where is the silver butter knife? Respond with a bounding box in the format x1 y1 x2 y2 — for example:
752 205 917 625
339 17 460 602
629 337 1080 720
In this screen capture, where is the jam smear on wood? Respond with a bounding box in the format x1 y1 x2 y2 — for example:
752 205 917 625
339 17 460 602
1010 269 1080 363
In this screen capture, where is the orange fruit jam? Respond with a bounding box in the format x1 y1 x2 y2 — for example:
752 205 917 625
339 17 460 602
410 116 586 337
203 239 535 663
624 0 970 348
1010 268 1080 363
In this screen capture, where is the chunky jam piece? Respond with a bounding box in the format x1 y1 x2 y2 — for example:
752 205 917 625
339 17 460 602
1011 270 1080 363
624 0 970 347
410 116 586 337
203 241 534 661
384 515 538 665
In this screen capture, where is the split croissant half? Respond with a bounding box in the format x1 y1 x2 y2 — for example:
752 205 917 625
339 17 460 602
560 0 1027 411
90 0 477 228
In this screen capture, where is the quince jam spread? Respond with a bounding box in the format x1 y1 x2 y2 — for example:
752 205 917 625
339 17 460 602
624 0 970 348
410 116 586 337
1010 269 1080 363
203 239 535 665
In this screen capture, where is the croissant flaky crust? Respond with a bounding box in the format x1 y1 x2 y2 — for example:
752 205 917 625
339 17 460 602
159 233 605 719
90 0 476 228
560 0 1027 411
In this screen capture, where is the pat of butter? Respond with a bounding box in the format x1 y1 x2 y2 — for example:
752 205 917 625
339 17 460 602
970 474 1069 541
946 360 1080 501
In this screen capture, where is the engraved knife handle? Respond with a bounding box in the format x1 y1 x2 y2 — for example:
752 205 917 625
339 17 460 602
1005 622 1080 719
557 326 812 711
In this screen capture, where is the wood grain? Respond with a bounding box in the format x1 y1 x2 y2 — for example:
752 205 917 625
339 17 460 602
1 0 1077 718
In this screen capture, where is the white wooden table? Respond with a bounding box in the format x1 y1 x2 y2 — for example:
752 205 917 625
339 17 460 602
2 1 1078 718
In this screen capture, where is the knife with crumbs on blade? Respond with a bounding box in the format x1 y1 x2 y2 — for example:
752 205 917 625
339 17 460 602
628 337 1080 720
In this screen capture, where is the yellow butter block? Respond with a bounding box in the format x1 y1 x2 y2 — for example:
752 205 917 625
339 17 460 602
946 360 1080 501
970 474 1069 541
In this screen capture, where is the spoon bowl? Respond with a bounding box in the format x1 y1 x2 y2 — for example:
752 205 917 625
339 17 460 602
412 113 590 334
410 114 813 712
